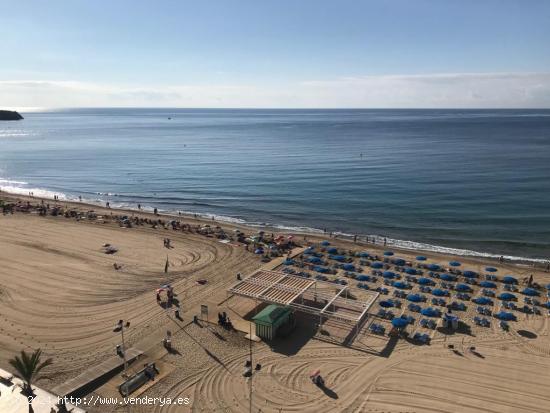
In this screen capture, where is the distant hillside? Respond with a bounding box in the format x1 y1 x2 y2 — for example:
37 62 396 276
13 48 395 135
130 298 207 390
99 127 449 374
0 110 23 121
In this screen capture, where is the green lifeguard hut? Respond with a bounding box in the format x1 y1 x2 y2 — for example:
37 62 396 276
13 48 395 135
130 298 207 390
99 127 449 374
252 305 294 340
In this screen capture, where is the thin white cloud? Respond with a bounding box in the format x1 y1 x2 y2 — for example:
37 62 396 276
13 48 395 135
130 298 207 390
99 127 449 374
1 72 549 108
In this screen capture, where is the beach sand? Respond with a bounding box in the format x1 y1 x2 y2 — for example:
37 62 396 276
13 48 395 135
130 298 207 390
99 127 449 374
1 193 550 412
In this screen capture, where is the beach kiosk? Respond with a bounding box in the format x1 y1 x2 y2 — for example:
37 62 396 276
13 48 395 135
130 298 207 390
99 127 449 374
252 305 294 340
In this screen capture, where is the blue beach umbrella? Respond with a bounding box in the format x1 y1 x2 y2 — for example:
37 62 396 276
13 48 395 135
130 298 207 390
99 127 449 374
449 261 461 267
314 266 329 273
495 311 516 321
480 281 497 288
394 281 409 289
544 302 550 309
416 256 427 261
418 277 433 285
485 267 498 273
522 288 539 296
380 300 395 308
499 292 516 301
283 259 295 265
391 317 409 328
546 284 550 290
321 240 331 246
456 283 472 292
427 264 441 271
473 297 493 305
421 307 440 317
371 262 384 269
359 252 370 257
440 274 457 282
383 271 397 279
503 275 518 285
327 247 338 254
308 256 322 264
356 275 370 281
463 271 478 278
405 268 417 275
384 251 394 256
392 258 406 266
407 293 424 302
343 263 356 271
432 288 448 297
329 255 346 262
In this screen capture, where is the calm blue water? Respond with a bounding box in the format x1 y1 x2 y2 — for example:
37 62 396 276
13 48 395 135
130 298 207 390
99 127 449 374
1 108 549 261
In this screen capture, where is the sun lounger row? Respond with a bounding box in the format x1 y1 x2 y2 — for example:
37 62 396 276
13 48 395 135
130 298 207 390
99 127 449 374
420 318 437 329
377 309 395 320
431 298 447 307
474 316 491 327
413 332 431 344
476 306 492 316
449 301 467 311
370 323 386 335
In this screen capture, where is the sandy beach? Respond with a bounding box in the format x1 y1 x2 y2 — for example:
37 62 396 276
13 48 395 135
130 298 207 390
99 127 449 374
1 193 550 413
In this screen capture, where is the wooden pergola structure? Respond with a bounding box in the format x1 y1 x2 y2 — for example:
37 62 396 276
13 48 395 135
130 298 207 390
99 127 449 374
228 269 379 335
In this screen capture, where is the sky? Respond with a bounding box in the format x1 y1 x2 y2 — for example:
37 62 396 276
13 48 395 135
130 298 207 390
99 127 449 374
1 0 549 108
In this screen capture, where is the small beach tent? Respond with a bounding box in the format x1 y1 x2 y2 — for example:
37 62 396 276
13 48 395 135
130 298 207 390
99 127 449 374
392 258 406 266
495 311 516 321
432 288 448 297
449 261 461 267
383 251 394 256
522 287 539 296
498 292 516 301
253 305 294 341
473 297 493 305
416 256 427 261
371 262 384 269
407 293 424 302
502 275 518 285
393 281 409 289
485 267 498 272
480 281 497 288
382 271 397 279
391 317 409 329
463 271 478 278
455 283 472 292
440 274 456 282
443 312 459 329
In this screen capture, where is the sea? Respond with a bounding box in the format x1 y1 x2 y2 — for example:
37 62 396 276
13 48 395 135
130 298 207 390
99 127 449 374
1 108 549 262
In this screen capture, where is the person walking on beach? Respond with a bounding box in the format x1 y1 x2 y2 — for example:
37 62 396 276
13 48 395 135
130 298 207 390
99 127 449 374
354 235 357 243
384 237 387 246
106 201 110 208
154 207 158 215
138 203 141 210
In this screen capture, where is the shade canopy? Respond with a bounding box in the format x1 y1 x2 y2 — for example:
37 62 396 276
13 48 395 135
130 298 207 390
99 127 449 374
463 271 478 278
449 261 461 267
391 317 409 328
383 271 397 279
432 288 448 296
456 283 472 292
407 293 424 302
392 258 406 266
379 300 395 308
371 262 384 269
418 277 433 285
416 256 427 261
502 275 518 284
427 264 441 271
308 257 323 264
421 307 441 317
498 292 516 301
384 251 394 256
356 275 370 281
327 247 338 254
473 297 493 305
394 281 409 289
321 240 331 246
485 267 498 272
480 281 497 288
405 268 418 275
440 274 457 282
343 264 356 271
522 287 539 296
495 311 516 321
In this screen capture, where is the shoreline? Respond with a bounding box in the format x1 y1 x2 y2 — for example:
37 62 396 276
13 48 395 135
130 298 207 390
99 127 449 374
1 190 547 270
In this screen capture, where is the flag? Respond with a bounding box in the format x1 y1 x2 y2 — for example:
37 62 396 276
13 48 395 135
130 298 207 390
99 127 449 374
164 255 169 273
